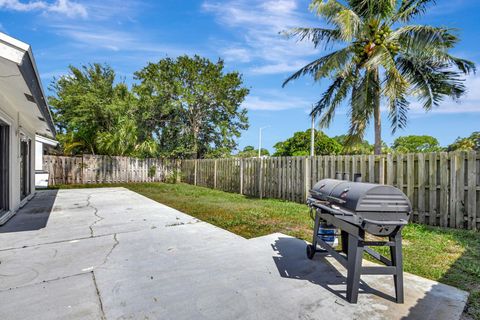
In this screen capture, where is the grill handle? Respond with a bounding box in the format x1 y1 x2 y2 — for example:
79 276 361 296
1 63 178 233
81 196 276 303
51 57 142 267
307 198 353 216
326 195 346 204
361 218 408 226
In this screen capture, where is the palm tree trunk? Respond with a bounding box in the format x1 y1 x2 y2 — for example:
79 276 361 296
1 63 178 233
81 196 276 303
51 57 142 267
373 69 382 155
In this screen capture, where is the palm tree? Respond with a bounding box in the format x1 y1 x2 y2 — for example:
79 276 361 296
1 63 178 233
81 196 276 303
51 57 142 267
283 0 475 154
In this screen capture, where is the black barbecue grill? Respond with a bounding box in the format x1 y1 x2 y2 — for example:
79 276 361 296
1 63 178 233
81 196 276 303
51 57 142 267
307 176 411 304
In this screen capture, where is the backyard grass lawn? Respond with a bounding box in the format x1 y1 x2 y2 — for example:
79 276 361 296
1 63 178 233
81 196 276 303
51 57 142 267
54 182 480 319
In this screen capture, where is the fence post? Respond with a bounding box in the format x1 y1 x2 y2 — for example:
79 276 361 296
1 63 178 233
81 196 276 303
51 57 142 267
258 158 263 199
213 159 217 189
378 156 385 185
176 159 181 183
194 159 198 186
467 151 477 231
304 157 311 202
239 158 244 195
81 154 85 184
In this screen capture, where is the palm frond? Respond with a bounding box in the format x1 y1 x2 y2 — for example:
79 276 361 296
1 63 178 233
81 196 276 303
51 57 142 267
282 47 352 86
317 64 358 128
332 9 361 41
379 48 410 133
310 0 348 20
397 55 466 110
310 0 361 40
347 69 379 144
349 0 396 19
393 25 458 51
393 26 475 74
314 47 353 80
396 0 436 22
388 95 409 134
437 53 476 75
311 77 343 118
282 27 343 49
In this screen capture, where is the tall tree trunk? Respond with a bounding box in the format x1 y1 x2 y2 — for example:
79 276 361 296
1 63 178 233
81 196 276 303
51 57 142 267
192 126 199 159
373 69 382 155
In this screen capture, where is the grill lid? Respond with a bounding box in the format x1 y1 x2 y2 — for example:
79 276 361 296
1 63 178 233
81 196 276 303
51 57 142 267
311 179 411 213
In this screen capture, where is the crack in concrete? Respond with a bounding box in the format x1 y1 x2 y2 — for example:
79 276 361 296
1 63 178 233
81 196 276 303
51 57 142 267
1 233 120 295
87 194 104 238
0 230 137 252
0 271 87 292
99 233 119 267
165 219 201 227
91 271 106 320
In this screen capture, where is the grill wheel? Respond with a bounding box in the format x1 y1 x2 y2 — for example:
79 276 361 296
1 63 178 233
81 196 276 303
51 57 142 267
306 244 316 259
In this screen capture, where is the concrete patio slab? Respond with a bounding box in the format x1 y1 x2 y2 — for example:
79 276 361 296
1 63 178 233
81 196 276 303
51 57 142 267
0 272 103 320
0 188 468 320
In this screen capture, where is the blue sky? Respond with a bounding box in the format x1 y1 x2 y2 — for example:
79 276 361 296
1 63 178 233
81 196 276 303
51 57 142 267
0 0 479 153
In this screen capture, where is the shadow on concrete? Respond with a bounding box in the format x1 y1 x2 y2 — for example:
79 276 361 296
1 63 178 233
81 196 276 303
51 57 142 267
0 190 58 233
271 236 397 303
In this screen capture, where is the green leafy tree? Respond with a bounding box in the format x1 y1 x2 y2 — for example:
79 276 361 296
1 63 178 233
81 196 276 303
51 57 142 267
283 0 475 154
134 55 249 159
332 135 373 154
273 129 342 156
392 135 442 153
96 117 158 157
49 64 152 156
448 132 480 151
236 146 270 158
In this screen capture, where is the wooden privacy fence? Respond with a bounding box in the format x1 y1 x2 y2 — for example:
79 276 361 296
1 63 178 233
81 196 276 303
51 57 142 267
43 152 480 230
43 155 179 185
181 152 480 231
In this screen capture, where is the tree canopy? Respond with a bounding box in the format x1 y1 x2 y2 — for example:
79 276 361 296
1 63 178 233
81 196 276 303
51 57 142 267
235 146 270 158
392 135 442 153
49 56 249 159
133 55 249 159
448 132 480 151
283 0 475 154
332 135 374 154
49 64 151 156
273 129 342 156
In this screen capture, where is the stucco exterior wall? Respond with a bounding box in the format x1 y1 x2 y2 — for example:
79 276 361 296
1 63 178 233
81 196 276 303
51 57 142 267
0 93 36 224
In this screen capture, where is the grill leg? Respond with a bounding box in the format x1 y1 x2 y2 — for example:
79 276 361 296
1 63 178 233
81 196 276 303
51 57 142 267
341 230 348 254
312 211 321 249
346 233 364 303
390 231 404 303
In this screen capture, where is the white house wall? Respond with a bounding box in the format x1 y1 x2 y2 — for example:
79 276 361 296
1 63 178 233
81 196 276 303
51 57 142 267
0 91 36 223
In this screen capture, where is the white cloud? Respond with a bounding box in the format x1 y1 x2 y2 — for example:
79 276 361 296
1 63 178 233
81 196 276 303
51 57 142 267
0 0 87 18
203 0 321 75
243 90 311 111
51 24 189 56
0 0 46 11
47 0 87 18
250 61 308 75
53 26 136 51
221 47 252 63
260 0 298 14
33 1 187 56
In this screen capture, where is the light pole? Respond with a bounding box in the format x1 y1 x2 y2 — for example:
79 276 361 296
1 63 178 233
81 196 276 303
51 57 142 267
258 126 269 158
310 106 316 157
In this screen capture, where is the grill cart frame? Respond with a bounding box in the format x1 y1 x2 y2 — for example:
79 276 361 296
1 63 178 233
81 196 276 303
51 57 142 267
306 178 411 304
